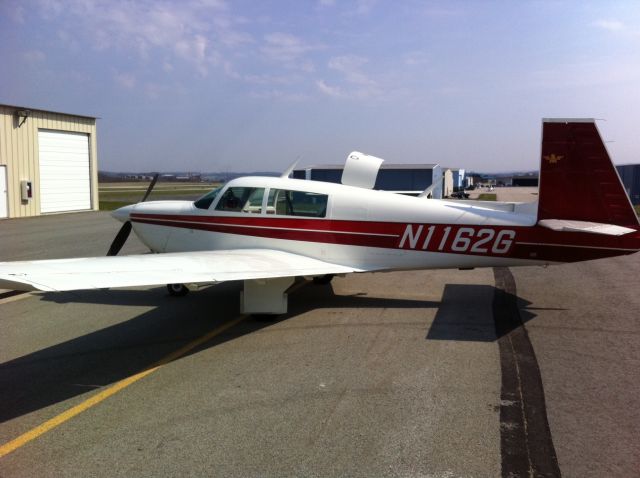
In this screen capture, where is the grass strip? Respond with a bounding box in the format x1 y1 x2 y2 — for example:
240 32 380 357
477 193 497 201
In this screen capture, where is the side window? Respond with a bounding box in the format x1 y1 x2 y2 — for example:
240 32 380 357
266 189 328 217
243 188 265 213
215 187 264 213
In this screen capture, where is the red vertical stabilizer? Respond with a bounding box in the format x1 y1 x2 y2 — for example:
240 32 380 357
538 119 639 227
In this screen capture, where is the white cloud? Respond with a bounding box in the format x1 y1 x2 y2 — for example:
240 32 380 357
212 15 253 47
343 0 377 16
23 49 46 64
261 32 317 64
318 55 381 99
2 1 25 23
175 34 210 76
34 0 248 78
403 51 429 66
329 55 375 87
145 82 169 100
244 73 298 85
249 90 309 101
593 19 625 32
526 60 640 90
316 79 343 97
114 72 136 89
421 5 465 17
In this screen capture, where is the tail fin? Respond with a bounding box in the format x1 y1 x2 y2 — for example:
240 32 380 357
537 119 639 227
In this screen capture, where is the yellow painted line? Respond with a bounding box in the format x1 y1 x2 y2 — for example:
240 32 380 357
0 314 247 458
0 292 31 305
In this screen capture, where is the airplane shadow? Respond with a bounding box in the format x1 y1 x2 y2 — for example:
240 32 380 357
0 281 557 423
426 284 536 341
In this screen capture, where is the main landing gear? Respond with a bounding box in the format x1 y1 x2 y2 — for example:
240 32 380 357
165 275 327 313
167 283 190 297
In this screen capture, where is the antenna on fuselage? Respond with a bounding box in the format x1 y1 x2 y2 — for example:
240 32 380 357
418 182 436 198
280 157 300 178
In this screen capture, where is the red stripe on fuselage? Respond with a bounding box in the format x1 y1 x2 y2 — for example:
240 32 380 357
130 213 640 262
131 214 399 248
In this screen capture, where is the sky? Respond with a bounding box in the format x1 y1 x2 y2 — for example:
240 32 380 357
1 0 639 173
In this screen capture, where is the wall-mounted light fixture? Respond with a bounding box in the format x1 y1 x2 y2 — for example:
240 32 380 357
15 109 31 127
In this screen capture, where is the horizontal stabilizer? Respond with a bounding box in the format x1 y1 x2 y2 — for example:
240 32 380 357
538 219 636 236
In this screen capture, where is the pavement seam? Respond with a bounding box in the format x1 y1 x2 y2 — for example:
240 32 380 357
493 266 561 478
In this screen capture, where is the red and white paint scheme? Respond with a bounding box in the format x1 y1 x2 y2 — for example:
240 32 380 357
1 119 639 313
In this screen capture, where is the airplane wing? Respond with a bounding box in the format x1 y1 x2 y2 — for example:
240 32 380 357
0 249 363 292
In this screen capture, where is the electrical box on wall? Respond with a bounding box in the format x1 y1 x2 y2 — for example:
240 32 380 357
21 180 33 202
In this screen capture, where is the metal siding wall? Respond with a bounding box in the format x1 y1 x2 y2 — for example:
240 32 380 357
0 106 97 218
616 164 640 205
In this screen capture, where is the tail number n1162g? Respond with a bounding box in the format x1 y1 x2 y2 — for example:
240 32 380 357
399 225 516 255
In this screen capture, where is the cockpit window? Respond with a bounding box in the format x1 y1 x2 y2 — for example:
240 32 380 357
193 187 222 210
215 187 265 213
266 189 328 217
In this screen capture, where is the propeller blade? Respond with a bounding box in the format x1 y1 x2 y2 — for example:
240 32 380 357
107 221 132 256
141 173 159 202
106 174 157 256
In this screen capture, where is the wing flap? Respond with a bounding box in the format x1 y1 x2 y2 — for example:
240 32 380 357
0 249 362 292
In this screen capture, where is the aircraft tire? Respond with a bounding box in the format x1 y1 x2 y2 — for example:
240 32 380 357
167 283 190 297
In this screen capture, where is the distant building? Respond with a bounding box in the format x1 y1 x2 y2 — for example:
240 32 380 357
0 104 98 218
512 175 539 187
468 173 484 187
449 168 465 191
293 163 444 198
616 164 640 205
442 169 454 197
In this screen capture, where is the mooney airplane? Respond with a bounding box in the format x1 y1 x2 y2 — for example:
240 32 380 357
1 119 639 314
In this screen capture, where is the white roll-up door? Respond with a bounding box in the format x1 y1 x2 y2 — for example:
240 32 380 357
38 130 91 213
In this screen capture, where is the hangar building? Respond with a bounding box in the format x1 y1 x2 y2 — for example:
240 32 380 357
616 164 640 205
512 175 539 187
0 104 98 219
293 163 444 198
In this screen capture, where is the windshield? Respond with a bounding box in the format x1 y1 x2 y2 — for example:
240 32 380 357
193 186 223 210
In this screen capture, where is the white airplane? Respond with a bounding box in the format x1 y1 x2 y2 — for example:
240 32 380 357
1 119 639 314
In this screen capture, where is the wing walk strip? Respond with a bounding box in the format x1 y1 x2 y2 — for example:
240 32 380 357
0 314 248 458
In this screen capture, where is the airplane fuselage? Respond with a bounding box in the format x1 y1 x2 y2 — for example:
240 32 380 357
117 176 640 273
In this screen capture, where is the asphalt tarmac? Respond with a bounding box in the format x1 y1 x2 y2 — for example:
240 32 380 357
0 208 638 477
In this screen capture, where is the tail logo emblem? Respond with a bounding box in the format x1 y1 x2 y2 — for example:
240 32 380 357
544 154 563 164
